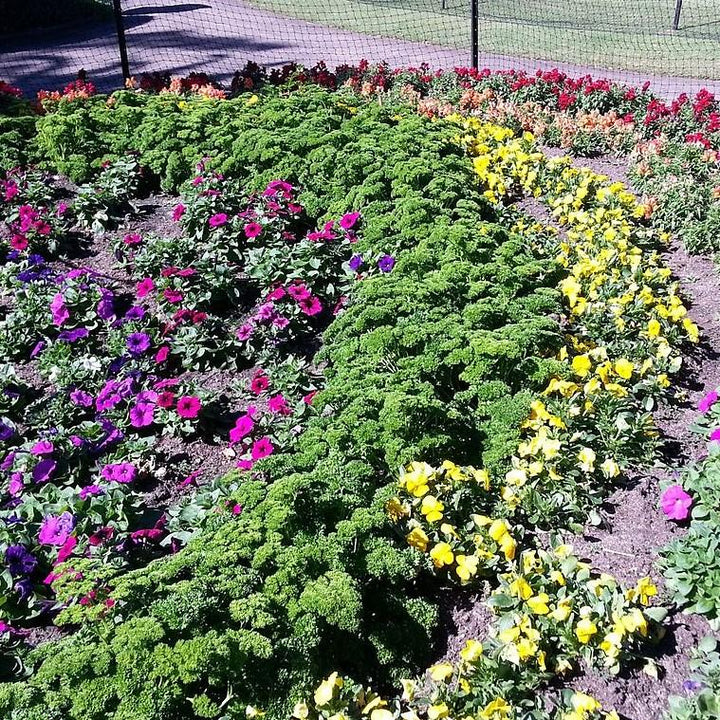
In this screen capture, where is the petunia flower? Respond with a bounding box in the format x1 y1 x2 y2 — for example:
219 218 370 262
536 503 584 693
698 390 718 414
32 458 56 483
339 212 361 230
126 332 151 356
229 414 254 443
172 203 186 221
378 255 396 273
348 254 363 271
208 213 228 228
38 512 75 546
176 396 201 419
298 296 322 316
661 484 693 521
251 436 274 460
129 402 155 428
136 277 155 298
244 222 262 238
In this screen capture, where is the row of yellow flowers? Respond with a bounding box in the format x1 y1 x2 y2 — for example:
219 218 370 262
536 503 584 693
288 119 694 720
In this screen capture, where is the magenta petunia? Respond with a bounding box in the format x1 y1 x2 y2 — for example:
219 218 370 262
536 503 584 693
208 213 228 228
268 394 291 416
711 428 720 442
244 222 262 238
30 441 54 456
136 277 155 298
155 346 170 363
129 402 155 428
287 283 311 301
251 436 274 460
699 390 719 414
229 414 254 443
236 322 255 341
172 203 186 221
661 484 693 521
123 233 142 246
339 211 361 230
50 293 69 326
176 395 202 419
298 296 322 316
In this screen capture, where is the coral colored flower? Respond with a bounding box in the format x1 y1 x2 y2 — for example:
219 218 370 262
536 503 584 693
298 296 322 316
38 512 75 546
244 222 262 238
136 277 155 298
172 203 185 221
699 390 718 413
208 213 228 228
661 485 693 520
339 212 361 230
176 395 201 419
251 436 274 460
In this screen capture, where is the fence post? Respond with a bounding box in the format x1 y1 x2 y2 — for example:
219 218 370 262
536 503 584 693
471 0 479 69
112 0 131 81
672 0 683 30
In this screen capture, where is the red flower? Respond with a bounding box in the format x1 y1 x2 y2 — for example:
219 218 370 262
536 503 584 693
176 395 202 419
157 391 175 408
250 372 269 394
163 289 183 303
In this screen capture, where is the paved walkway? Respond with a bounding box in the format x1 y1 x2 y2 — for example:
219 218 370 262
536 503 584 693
1 0 719 98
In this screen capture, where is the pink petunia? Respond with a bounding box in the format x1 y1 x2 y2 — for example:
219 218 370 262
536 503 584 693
268 394 291 416
229 414 254 443
172 203 186 221
155 346 170 363
209 213 228 228
710 428 720 442
176 395 201 419
699 390 719 414
661 484 693 521
287 283 311 301
244 222 262 238
339 212 361 230
136 277 155 298
251 436 274 460
298 296 322 316
164 289 184 303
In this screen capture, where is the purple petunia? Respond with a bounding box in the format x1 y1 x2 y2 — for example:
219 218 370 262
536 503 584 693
58 328 89 342
38 512 75 546
348 254 363 271
30 441 54 456
129 402 155 428
377 255 396 273
127 332 152 356
5 545 37 577
79 484 104 500
96 289 116 321
70 389 93 407
32 457 56 483
125 306 146 321
0 421 14 441
50 293 69 326
101 462 137 484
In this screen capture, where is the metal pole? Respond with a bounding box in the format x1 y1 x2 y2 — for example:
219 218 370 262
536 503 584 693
471 0 479 69
672 0 683 30
113 0 131 81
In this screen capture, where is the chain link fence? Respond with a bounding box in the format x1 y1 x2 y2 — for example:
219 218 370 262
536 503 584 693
1 0 719 96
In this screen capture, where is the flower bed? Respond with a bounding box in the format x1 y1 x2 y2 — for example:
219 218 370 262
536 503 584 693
0 74 710 719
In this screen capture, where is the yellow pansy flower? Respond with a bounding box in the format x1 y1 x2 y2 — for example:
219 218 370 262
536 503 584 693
460 638 484 663
577 447 596 473
550 598 572 621
406 527 429 553
614 358 634 379
600 458 620 478
428 663 454 682
575 618 598 644
571 692 602 713
647 318 661 338
400 679 415 701
314 672 341 706
429 542 454 568
509 576 533 600
479 697 511 720
386 497 408 522
420 495 444 523
455 554 479 582
402 462 433 497
427 703 449 720
371 710 394 720
527 593 550 615
572 354 592 377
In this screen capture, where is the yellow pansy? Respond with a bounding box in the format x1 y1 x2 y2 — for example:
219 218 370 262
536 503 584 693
509 576 533 600
600 458 620 478
575 618 598 644
577 447 596 473
647 318 661 338
429 662 454 682
420 495 444 523
550 598 572 622
429 542 454 568
371 710 394 720
427 703 449 720
455 554 479 582
460 639 484 663
527 593 550 615
293 701 309 719
314 672 341 706
479 697 511 720
400 679 415 702
571 692 602 713
386 497 408 522
572 354 592 377
402 462 433 497
406 527 429 553
614 358 634 380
